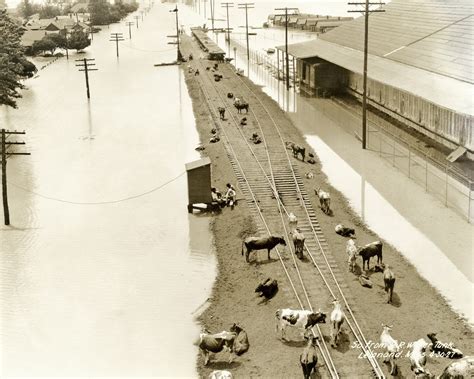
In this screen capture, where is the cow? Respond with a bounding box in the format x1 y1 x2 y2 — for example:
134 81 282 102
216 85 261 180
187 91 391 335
380 324 399 376
234 98 249 113
300 334 318 379
217 107 225 120
346 239 358 273
330 300 345 348
292 228 305 260
314 188 331 215
275 308 326 340
241 235 286 262
209 370 233 379
427 333 463 359
229 324 249 356
383 265 396 304
292 144 305 161
439 356 473 379
335 224 355 237
197 330 237 365
358 241 383 271
255 278 278 300
288 212 298 228
285 141 295 151
409 338 430 376
227 92 234 99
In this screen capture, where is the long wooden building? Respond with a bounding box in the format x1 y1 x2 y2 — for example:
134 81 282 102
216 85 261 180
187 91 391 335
278 0 474 159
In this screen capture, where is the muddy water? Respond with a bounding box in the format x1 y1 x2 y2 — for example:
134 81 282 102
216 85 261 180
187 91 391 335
0 4 216 377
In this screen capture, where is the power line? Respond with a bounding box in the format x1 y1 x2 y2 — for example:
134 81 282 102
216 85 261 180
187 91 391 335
237 2 255 62
9 171 185 206
275 7 299 91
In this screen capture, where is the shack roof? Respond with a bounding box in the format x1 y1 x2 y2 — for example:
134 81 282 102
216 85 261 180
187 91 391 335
191 27 225 55
277 38 474 116
319 0 474 84
316 20 347 28
21 30 47 46
185 157 211 171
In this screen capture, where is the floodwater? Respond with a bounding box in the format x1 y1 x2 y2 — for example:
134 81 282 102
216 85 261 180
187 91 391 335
0 4 216 377
185 3 474 324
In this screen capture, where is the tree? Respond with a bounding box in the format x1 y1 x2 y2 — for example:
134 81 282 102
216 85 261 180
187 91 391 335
68 30 90 52
18 0 40 18
88 0 110 25
39 5 61 19
32 36 58 55
0 10 37 108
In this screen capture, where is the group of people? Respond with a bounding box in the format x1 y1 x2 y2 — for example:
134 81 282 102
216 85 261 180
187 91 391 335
211 183 237 208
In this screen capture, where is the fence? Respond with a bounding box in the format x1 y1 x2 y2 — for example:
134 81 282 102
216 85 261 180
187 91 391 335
317 99 474 223
227 37 473 223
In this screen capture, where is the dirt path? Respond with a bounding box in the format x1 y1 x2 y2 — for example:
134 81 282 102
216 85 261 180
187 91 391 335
180 34 473 379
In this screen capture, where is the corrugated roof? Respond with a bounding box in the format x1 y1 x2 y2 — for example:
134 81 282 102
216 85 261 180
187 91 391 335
277 39 474 116
319 0 473 83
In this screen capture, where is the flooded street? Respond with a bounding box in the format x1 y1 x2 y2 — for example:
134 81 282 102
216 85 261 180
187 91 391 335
0 4 216 377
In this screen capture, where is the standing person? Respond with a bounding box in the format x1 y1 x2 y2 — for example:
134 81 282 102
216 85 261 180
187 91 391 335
225 183 236 207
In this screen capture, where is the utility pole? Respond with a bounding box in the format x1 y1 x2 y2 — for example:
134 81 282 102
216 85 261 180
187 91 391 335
348 1 385 149
221 2 234 56
140 10 145 21
238 3 254 62
134 15 140 28
1 129 30 225
170 6 181 62
110 32 124 57
209 0 214 31
125 21 134 39
275 7 298 91
75 58 98 99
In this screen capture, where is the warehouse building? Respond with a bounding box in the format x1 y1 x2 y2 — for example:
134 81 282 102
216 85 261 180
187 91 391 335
278 0 473 160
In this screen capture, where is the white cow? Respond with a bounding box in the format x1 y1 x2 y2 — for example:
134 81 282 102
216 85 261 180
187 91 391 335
209 370 233 379
330 300 345 347
409 338 430 376
275 308 326 340
346 239 358 273
380 324 399 376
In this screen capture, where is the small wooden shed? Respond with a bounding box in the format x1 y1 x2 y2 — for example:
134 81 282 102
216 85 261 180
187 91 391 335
185 157 213 212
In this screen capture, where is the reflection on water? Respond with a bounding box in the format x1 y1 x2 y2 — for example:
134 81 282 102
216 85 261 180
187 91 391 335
219 28 473 324
0 4 216 377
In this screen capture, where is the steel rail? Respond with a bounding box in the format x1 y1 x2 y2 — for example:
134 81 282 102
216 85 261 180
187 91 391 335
194 66 338 378
230 72 386 378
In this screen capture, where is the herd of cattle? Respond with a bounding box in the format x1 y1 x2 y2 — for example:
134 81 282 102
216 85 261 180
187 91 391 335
201 202 470 378
190 58 471 378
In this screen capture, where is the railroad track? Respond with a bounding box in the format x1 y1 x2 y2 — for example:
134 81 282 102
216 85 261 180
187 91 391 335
183 37 386 378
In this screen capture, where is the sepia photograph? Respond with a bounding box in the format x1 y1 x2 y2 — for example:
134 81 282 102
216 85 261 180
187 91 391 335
0 0 472 377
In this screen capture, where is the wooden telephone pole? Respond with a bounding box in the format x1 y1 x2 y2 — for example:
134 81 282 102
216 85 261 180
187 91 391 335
1 129 30 225
170 6 182 62
134 15 140 28
348 1 385 149
75 58 98 99
275 7 298 91
237 2 254 62
125 21 134 39
110 32 125 57
221 2 234 56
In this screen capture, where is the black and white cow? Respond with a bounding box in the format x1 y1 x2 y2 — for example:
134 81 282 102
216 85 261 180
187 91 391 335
358 241 383 271
197 331 237 365
275 308 327 340
335 224 355 237
229 324 249 356
241 235 286 262
255 278 278 300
